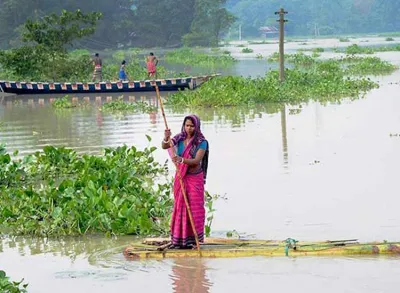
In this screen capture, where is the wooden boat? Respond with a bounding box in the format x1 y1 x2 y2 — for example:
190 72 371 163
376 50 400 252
0 74 218 95
123 237 400 259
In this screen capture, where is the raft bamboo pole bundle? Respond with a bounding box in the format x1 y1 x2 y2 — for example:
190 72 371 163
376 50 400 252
154 85 201 255
124 239 400 259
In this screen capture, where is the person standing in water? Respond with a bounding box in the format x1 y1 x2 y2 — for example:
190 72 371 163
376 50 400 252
119 60 128 81
162 115 209 249
92 53 102 82
146 52 158 79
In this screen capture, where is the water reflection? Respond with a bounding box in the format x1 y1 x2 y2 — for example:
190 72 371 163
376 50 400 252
191 103 283 128
0 93 163 156
0 93 288 158
0 93 160 107
280 105 289 171
163 59 276 78
171 259 212 293
0 235 130 262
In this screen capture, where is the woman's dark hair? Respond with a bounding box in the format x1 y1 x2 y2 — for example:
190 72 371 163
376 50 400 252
95 53 99 57
121 60 126 65
150 52 154 56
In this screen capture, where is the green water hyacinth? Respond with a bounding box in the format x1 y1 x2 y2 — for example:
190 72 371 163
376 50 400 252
102 98 157 113
0 143 173 236
338 44 400 55
0 270 28 293
342 56 398 75
165 47 236 67
166 69 379 107
167 53 398 108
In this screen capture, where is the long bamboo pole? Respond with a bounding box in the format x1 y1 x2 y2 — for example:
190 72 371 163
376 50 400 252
155 85 201 255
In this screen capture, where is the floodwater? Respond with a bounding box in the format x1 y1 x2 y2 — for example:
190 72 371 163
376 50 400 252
1 37 400 292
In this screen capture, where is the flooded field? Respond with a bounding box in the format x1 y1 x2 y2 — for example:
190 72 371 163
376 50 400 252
1 37 400 292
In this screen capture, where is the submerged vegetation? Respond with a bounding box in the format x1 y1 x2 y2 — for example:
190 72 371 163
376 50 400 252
165 47 236 67
0 143 173 236
241 48 254 53
0 143 220 237
167 71 377 107
102 99 157 113
51 96 157 113
340 44 400 55
0 270 28 293
166 53 396 107
343 56 397 75
52 96 90 109
266 52 397 75
345 44 375 54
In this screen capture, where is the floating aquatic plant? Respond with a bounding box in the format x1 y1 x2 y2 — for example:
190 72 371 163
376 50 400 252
102 97 157 113
0 270 28 293
166 64 379 107
0 143 172 236
165 47 236 67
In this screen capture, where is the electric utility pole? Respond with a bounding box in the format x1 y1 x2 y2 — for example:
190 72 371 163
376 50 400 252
275 8 288 82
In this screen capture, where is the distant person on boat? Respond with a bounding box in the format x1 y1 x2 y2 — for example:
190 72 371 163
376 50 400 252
92 53 102 82
146 52 158 79
119 60 128 81
162 114 209 249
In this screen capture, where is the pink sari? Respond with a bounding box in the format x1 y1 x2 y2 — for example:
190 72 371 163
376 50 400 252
147 61 156 74
170 139 205 247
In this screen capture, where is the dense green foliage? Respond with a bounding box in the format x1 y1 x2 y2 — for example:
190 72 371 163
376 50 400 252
0 270 28 293
0 142 220 237
343 56 397 75
0 1 399 49
226 0 400 38
266 52 398 75
0 10 102 81
342 44 400 55
183 0 236 47
0 46 182 82
166 54 389 107
167 72 377 107
102 99 158 113
0 0 234 49
0 143 173 236
165 48 236 67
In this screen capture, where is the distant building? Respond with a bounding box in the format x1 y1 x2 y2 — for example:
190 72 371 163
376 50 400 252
259 26 279 38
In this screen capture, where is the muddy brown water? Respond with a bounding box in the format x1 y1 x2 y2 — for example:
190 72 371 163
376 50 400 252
1 40 400 292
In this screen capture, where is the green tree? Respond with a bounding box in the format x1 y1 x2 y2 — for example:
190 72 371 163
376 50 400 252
184 0 236 47
226 0 400 37
130 0 195 47
0 10 102 80
22 9 102 53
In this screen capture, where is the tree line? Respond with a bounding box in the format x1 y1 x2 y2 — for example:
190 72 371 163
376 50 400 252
0 0 234 49
226 0 400 38
0 0 398 50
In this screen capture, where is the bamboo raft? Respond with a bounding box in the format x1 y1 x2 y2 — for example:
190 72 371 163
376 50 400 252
123 238 400 259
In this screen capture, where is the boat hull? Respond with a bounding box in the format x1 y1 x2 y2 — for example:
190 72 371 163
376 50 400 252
0 75 217 95
123 238 400 259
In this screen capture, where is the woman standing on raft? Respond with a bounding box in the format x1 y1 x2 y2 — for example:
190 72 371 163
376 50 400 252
162 115 209 249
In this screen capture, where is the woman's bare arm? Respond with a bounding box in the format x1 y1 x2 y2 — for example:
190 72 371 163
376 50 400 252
180 149 205 166
161 140 171 149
